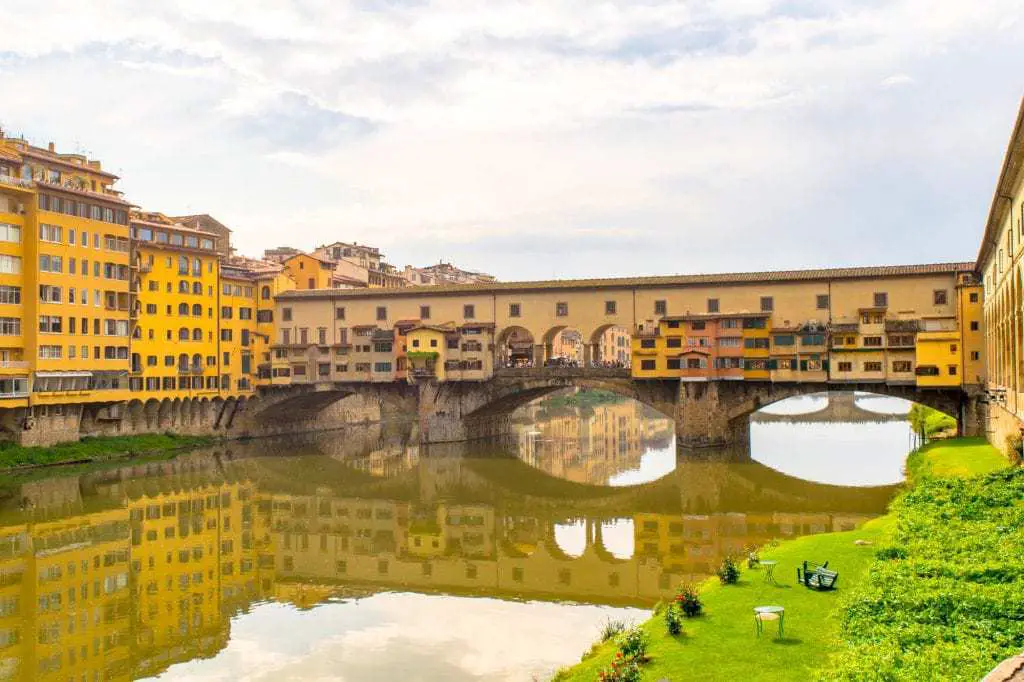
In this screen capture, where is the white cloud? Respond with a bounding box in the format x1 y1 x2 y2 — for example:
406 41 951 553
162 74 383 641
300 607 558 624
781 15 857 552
0 0 1020 278
881 74 915 88
148 593 645 681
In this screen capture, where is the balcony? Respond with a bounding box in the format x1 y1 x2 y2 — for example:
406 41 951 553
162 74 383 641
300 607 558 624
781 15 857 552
0 361 28 369
0 175 33 192
177 365 204 375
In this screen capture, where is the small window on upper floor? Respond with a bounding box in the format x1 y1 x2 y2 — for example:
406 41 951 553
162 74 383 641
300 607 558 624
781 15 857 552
463 304 475 319
509 303 521 318
707 298 719 313
605 301 616 315
282 308 292 322
760 296 773 312
969 292 979 303
933 289 948 305
874 292 888 308
654 300 667 316
376 306 387 321
816 294 829 310
556 302 568 317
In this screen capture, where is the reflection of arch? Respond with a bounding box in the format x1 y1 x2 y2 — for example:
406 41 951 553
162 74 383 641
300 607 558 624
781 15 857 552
553 521 586 558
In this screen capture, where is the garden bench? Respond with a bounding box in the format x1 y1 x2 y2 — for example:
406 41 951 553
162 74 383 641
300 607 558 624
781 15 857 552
796 561 838 590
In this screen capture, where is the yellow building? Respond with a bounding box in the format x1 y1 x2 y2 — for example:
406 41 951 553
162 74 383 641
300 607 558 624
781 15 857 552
219 257 295 388
283 253 337 290
0 136 133 443
129 212 221 399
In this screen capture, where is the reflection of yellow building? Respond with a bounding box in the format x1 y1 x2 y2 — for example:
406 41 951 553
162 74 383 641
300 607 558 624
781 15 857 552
28 508 133 682
522 399 674 485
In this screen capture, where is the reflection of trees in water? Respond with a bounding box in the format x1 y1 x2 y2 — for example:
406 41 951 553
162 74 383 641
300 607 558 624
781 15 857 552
0 428 900 678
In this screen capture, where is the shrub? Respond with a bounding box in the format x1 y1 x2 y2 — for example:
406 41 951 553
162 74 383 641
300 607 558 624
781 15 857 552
674 582 704 617
599 619 627 642
597 652 643 682
665 602 683 635
617 626 648 660
717 554 741 585
1006 431 1023 466
875 546 908 560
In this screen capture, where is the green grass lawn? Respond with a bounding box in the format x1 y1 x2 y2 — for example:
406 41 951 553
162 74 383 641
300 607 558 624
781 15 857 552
560 519 892 681
905 436 1008 479
558 437 1013 681
0 433 214 469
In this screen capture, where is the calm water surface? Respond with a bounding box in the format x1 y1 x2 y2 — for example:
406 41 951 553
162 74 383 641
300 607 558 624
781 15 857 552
0 392 911 681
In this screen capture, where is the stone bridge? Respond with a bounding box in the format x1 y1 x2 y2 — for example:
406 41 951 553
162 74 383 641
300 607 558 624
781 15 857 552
409 367 981 450
206 368 982 452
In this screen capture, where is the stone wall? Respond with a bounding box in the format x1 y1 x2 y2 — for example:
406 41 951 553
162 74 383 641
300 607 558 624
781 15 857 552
985 400 1021 456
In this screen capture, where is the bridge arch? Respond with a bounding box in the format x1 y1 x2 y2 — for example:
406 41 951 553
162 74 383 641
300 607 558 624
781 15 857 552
496 325 537 368
461 373 678 422
589 324 632 368
541 325 585 367
736 385 962 433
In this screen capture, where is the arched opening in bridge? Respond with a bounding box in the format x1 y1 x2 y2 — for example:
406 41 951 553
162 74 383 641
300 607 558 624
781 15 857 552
748 391 958 486
542 326 585 367
590 324 631 369
497 326 537 368
510 389 677 487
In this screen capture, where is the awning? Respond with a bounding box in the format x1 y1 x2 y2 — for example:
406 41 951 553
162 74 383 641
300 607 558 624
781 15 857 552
33 371 93 378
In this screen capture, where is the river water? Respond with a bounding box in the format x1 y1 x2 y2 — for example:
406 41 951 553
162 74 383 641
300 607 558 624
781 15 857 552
0 392 912 681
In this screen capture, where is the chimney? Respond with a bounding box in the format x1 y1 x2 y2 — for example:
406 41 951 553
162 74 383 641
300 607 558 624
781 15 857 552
48 142 55 153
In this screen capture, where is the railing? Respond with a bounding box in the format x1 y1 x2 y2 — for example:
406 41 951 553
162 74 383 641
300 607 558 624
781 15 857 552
495 366 631 379
0 175 33 190
0 390 28 399
0 361 28 369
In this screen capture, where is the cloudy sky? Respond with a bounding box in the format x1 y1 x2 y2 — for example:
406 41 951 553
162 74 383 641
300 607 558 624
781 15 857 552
2 1 1021 280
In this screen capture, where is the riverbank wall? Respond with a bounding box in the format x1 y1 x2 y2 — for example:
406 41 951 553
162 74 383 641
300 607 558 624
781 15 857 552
9 387 415 448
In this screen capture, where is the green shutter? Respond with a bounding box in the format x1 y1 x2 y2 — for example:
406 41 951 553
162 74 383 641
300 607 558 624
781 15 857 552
767 359 778 370
822 359 830 371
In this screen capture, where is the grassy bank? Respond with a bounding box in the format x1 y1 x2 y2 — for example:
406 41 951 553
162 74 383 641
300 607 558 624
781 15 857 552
558 438 1012 681
0 433 215 469
828 440 1021 681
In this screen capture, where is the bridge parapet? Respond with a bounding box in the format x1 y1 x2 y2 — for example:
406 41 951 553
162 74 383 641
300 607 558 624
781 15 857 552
494 367 631 380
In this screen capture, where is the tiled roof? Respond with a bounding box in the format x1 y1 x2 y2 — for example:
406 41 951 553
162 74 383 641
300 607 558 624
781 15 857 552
0 145 21 163
12 142 119 179
279 262 975 300
171 214 233 233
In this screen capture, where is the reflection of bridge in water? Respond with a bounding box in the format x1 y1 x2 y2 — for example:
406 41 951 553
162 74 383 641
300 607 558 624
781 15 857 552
0 426 900 678
750 391 909 425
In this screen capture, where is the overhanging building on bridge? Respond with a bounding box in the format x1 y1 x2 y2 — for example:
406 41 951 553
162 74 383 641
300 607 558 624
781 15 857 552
271 261 985 392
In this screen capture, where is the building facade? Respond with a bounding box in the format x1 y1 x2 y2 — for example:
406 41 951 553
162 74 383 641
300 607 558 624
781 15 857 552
977 97 1024 450
271 264 985 393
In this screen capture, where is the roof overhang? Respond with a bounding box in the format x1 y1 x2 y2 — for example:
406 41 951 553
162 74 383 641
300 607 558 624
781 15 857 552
977 96 1024 271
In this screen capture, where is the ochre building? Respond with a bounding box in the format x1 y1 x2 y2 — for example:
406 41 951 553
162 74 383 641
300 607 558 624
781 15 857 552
272 263 985 392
